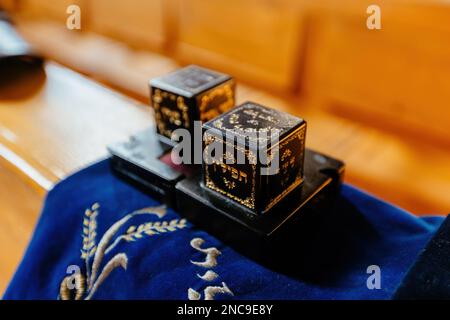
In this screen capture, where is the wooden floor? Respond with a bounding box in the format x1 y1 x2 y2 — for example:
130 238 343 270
0 161 42 293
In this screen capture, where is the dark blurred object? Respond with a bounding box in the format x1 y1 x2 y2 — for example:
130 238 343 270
0 11 44 99
393 215 450 300
108 128 197 208
0 11 42 69
0 57 46 99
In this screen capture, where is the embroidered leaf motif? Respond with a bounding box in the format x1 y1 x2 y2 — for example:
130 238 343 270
90 205 167 285
60 205 192 300
89 246 97 257
133 206 167 218
81 204 99 260
85 253 128 300
104 219 187 255
126 226 136 234
124 219 187 242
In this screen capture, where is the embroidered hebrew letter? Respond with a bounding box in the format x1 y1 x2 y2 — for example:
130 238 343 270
204 282 234 300
197 270 219 282
188 288 201 300
188 238 234 300
190 238 221 268
188 282 234 300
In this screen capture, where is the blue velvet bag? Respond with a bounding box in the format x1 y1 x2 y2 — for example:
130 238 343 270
3 159 444 300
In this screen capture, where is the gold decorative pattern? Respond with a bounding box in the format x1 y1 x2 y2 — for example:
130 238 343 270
229 113 239 124
199 81 235 122
264 177 303 213
212 104 294 142
267 123 306 152
224 151 235 164
204 135 256 210
264 124 306 212
223 177 236 190
213 118 224 130
281 149 292 162
152 89 167 136
152 89 191 138
204 123 306 213
177 96 190 128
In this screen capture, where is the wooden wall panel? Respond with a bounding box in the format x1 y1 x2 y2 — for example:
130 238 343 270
88 0 167 52
305 1 450 143
174 0 305 93
0 0 19 11
17 0 87 24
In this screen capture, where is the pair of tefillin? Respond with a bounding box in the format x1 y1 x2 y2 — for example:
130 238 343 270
109 65 344 266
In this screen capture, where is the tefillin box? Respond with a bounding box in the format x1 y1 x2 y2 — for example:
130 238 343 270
202 102 307 215
109 65 235 206
150 65 235 144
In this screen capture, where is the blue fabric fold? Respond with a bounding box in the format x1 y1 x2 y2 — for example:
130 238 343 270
3 159 444 300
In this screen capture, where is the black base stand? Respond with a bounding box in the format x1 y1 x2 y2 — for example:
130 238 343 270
108 128 199 208
108 128 345 271
176 149 344 266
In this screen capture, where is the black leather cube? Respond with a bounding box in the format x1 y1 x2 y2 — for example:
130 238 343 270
202 101 307 215
150 65 235 143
